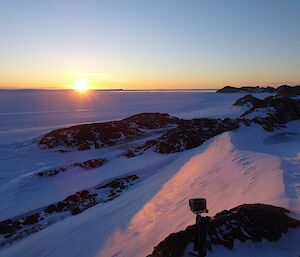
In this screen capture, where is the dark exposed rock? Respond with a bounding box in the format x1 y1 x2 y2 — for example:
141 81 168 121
218 85 300 98
39 93 300 156
63 190 97 213
125 140 157 158
23 214 40 225
148 204 300 257
73 158 106 170
217 86 276 93
44 204 57 214
125 118 240 155
276 85 300 98
37 158 106 177
97 175 139 202
71 208 82 215
240 96 300 131
97 175 139 190
0 174 140 248
233 94 265 107
123 113 179 129
37 167 67 177
0 219 21 235
44 201 67 214
56 201 67 212
39 113 179 151
154 118 239 154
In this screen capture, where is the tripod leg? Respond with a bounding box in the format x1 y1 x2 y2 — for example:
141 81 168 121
194 216 198 251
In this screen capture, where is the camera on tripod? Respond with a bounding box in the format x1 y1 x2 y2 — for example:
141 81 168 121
189 198 208 214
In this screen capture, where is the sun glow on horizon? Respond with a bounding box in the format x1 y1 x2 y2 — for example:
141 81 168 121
73 79 89 92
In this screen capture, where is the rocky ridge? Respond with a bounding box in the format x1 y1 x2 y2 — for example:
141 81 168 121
39 95 300 155
0 174 139 248
217 85 300 97
148 204 300 257
37 158 106 177
216 86 276 93
237 95 300 131
39 113 179 151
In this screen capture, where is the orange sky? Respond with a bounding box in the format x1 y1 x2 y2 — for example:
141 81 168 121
1 1 299 90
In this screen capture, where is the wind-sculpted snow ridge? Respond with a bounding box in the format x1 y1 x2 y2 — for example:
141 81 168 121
0 174 139 248
148 204 300 257
39 113 179 151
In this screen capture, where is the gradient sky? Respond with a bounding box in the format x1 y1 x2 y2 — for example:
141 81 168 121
0 0 299 89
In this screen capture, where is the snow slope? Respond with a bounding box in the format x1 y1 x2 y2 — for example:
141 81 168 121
1 121 299 257
0 90 255 219
1 91 299 257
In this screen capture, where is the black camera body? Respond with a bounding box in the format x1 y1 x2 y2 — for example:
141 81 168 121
189 198 208 214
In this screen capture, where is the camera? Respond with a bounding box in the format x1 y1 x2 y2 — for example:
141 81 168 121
189 198 208 214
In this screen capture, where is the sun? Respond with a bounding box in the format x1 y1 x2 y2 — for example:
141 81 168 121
73 79 89 92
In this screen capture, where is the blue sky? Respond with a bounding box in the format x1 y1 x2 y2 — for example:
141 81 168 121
0 0 299 89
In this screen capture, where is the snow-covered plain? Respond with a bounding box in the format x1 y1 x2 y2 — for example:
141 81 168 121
0 90 299 257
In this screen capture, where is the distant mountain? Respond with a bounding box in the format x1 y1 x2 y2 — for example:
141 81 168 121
217 85 300 96
216 86 276 93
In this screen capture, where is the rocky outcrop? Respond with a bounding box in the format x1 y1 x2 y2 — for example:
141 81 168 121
125 140 157 158
276 85 300 98
148 204 300 257
240 96 300 131
123 95 300 156
217 86 276 93
154 118 240 154
37 158 106 177
125 118 240 156
0 174 139 247
73 158 106 170
39 94 300 155
122 113 180 129
96 174 139 199
217 85 300 98
39 113 179 151
37 167 67 177
39 112 241 155
233 94 265 107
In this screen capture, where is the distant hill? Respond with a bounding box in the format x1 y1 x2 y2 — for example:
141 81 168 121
217 85 300 97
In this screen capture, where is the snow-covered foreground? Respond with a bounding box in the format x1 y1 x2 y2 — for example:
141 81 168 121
0 91 299 256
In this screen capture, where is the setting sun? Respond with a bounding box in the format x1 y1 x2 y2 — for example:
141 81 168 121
74 79 89 92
